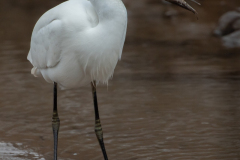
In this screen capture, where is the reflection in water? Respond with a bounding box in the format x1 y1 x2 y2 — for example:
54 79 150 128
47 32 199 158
0 0 240 159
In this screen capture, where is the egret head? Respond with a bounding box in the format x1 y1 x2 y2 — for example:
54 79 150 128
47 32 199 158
165 0 200 16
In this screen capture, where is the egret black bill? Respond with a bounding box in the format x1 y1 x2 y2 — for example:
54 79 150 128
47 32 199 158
165 0 200 15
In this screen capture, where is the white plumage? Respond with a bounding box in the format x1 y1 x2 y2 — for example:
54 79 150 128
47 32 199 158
26 1 198 159
28 0 127 89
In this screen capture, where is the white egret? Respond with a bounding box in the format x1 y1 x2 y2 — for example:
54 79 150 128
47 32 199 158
27 0 198 159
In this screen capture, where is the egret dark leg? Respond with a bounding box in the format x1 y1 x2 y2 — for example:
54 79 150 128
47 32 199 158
91 81 108 160
52 82 60 160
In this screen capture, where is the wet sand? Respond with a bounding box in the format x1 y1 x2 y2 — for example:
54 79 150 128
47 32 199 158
0 0 240 159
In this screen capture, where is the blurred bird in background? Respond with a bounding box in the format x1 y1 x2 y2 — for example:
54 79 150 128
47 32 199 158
214 7 240 48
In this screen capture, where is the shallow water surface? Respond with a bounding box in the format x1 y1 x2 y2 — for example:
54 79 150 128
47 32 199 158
0 0 240 159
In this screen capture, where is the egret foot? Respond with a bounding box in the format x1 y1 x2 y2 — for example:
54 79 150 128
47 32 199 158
52 82 60 160
91 81 108 160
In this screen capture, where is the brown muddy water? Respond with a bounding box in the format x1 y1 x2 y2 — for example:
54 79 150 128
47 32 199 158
0 0 240 159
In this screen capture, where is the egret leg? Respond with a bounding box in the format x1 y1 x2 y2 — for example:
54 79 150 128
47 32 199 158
91 81 108 160
52 82 60 160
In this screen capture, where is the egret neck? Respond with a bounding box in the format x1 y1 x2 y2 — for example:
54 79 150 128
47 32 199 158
89 0 127 51
89 0 127 24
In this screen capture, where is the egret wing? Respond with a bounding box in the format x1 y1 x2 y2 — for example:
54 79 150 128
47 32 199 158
28 0 98 69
